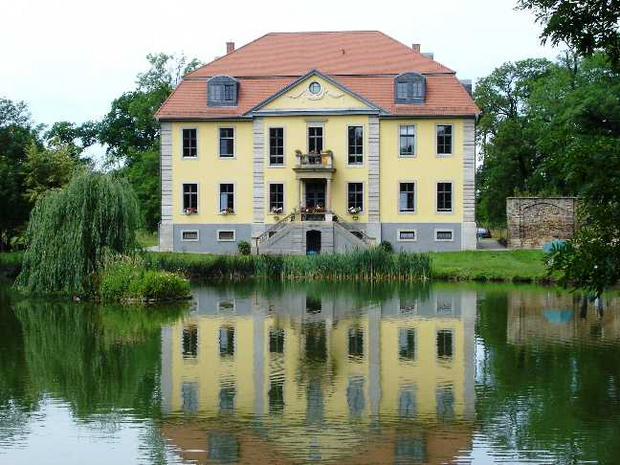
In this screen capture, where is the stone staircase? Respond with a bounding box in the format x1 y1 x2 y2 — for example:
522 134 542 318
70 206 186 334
255 213 375 255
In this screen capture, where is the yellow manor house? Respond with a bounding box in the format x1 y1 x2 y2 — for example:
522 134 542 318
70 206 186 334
156 31 479 254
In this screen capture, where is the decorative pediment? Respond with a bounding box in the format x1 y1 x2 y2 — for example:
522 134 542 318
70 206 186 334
245 70 384 115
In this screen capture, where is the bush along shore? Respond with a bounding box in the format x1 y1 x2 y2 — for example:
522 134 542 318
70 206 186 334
145 247 433 282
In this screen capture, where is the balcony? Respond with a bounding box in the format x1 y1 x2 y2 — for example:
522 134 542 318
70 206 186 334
293 150 335 174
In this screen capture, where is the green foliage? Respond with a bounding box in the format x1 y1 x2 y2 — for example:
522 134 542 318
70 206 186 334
15 173 141 296
123 149 160 231
145 247 432 282
22 142 82 203
237 240 251 256
378 240 394 253
0 98 42 250
44 120 99 159
0 251 24 278
99 254 189 302
517 0 620 70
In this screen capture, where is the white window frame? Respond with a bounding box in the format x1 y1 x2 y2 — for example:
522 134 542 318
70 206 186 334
267 181 286 215
346 181 365 214
435 180 454 214
435 123 454 157
267 126 286 167
180 126 199 159
306 122 325 154
398 180 417 215
180 182 200 215
434 228 455 242
217 229 236 242
217 182 236 215
180 229 200 242
398 124 417 158
346 124 365 167
397 229 418 242
218 126 236 159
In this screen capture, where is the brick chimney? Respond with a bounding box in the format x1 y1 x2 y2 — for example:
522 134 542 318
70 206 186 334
226 42 235 54
411 43 420 53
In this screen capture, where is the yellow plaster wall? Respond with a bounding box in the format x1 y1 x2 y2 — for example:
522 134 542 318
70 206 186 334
171 121 254 224
379 119 464 223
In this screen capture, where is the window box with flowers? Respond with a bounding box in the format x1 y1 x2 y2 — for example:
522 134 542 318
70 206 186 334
183 207 198 215
219 207 235 216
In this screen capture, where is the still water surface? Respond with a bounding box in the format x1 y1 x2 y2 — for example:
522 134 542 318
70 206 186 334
1 281 619 464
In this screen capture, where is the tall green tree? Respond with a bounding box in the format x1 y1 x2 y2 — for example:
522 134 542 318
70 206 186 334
98 53 202 231
16 173 141 296
517 0 620 70
0 98 42 250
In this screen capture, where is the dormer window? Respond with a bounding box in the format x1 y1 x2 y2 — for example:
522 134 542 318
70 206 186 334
207 75 238 107
394 72 425 104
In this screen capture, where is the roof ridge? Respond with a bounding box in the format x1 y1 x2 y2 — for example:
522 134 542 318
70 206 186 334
184 32 272 79
375 31 455 74
266 30 382 35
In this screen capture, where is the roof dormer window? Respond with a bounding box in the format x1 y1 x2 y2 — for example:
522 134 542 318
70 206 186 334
207 75 238 107
394 72 425 104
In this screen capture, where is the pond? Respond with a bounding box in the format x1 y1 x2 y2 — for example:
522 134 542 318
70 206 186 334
1 281 619 464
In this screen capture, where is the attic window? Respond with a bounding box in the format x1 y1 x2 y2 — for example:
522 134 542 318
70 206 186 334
208 75 238 107
309 81 322 95
394 72 425 104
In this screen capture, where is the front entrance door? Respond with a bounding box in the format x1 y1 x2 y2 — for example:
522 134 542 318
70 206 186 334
305 180 326 209
306 230 322 255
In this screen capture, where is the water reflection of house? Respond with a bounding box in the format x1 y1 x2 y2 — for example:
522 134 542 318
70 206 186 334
507 291 620 345
160 287 476 464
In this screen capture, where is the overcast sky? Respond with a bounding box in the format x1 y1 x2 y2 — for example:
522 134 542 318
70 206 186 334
1 0 560 128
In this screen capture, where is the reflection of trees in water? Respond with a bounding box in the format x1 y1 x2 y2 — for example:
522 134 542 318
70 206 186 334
476 291 620 464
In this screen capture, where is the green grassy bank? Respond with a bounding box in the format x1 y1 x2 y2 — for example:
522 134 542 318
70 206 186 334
1 249 551 284
431 249 550 282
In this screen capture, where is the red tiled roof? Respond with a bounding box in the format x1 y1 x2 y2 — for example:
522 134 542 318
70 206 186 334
156 31 479 120
186 31 453 77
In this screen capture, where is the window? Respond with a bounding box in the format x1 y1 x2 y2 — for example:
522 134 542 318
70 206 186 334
181 230 199 241
394 73 426 104
348 126 363 165
224 84 234 101
437 182 453 212
269 128 284 165
436 384 455 422
269 328 285 353
208 433 238 462
181 382 199 413
436 299 453 315
308 126 323 153
182 183 198 214
398 388 417 420
399 125 415 156
269 379 284 413
182 128 197 158
437 330 453 359
219 385 235 414
306 296 322 314
437 124 453 155
182 325 198 359
399 182 415 213
400 299 417 314
347 377 365 417
309 81 322 94
219 184 234 213
399 328 416 361
218 230 235 242
348 327 364 358
435 230 454 241
348 183 364 213
398 230 417 242
219 326 235 356
219 128 234 158
207 75 238 107
269 183 284 213
218 300 235 313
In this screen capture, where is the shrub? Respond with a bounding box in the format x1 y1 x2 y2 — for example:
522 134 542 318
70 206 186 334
238 240 251 256
379 240 394 253
99 254 190 302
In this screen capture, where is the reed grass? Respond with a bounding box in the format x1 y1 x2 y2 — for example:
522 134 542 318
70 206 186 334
144 247 432 282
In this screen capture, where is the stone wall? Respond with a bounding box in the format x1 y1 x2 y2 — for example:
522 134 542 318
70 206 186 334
507 197 578 249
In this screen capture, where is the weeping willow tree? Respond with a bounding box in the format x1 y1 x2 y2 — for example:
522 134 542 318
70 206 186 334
15 173 141 295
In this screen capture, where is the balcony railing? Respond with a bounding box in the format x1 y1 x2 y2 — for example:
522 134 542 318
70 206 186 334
294 151 334 169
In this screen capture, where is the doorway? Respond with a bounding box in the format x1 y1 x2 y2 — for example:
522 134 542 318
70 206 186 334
305 180 326 209
306 230 322 255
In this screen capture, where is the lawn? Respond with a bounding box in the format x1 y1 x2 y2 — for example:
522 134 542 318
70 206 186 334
430 249 550 282
136 230 158 248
